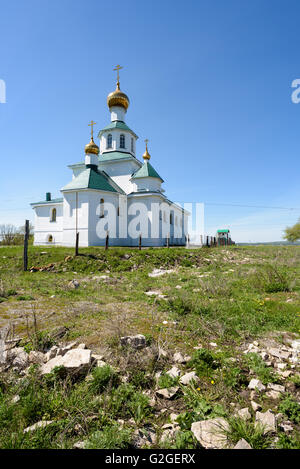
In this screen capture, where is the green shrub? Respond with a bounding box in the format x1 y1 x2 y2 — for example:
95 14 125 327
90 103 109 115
85 425 132 449
89 365 118 393
245 353 275 384
157 373 179 389
278 394 300 424
226 418 271 449
188 349 220 377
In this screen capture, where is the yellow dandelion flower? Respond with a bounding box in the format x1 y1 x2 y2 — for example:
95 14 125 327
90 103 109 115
211 380 215 384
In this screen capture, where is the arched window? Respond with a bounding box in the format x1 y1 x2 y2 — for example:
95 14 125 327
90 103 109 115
48 234 53 243
51 208 56 222
99 198 104 218
170 213 173 225
117 206 120 217
159 210 162 221
120 134 125 149
107 134 112 149
131 137 134 153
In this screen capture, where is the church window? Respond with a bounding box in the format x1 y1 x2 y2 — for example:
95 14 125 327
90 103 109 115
159 210 162 221
100 198 104 218
50 208 56 222
117 206 120 216
131 137 134 153
107 134 112 149
170 213 173 225
120 134 125 149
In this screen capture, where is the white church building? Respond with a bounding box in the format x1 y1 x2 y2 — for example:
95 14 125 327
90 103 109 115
31 68 189 247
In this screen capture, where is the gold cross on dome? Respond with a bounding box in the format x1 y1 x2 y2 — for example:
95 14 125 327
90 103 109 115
88 120 96 138
113 64 123 83
145 138 149 148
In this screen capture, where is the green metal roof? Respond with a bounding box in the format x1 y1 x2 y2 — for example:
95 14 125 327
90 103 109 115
100 151 140 163
131 161 164 182
217 229 230 233
30 198 63 206
98 121 138 138
61 167 123 193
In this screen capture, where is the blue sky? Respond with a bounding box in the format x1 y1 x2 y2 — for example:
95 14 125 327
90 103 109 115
0 0 299 242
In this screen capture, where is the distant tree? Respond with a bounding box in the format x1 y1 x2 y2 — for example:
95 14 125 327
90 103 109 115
0 224 19 245
283 218 300 242
18 222 34 236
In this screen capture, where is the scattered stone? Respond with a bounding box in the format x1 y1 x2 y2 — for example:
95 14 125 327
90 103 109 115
277 370 292 378
210 342 217 347
268 348 291 360
133 427 157 448
234 438 252 449
160 423 180 442
266 390 281 400
11 395 20 404
148 268 175 278
251 401 262 412
24 420 54 433
291 339 300 351
191 418 229 449
77 343 86 350
7 347 29 369
144 291 166 299
276 363 287 370
173 352 191 364
170 413 179 422
120 334 146 349
29 351 45 365
41 349 92 376
179 371 199 385
68 280 80 289
236 408 251 421
267 383 285 393
279 421 294 433
156 387 179 400
255 410 276 434
73 441 85 449
248 379 266 392
166 366 181 379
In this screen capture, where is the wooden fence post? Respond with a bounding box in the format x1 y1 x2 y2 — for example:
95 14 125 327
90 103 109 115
75 232 79 256
23 220 29 272
105 231 109 250
139 234 142 250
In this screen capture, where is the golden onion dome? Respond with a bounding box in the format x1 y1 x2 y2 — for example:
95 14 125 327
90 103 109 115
107 81 130 110
143 140 151 160
85 136 99 155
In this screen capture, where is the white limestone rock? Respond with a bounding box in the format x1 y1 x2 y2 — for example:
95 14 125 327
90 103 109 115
120 334 146 349
267 383 285 393
41 348 92 376
156 387 179 400
248 379 266 392
255 410 277 434
24 420 54 433
191 418 229 449
173 352 191 364
179 371 199 385
236 408 251 421
166 366 181 379
234 438 252 449
29 351 45 365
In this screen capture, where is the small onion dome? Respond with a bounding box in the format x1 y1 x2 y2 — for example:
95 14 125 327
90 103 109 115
142 140 151 160
85 136 99 155
107 81 130 110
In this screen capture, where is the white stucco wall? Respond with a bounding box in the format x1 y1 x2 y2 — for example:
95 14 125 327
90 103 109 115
32 202 63 245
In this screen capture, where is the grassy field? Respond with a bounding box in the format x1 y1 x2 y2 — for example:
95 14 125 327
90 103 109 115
0 244 299 449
